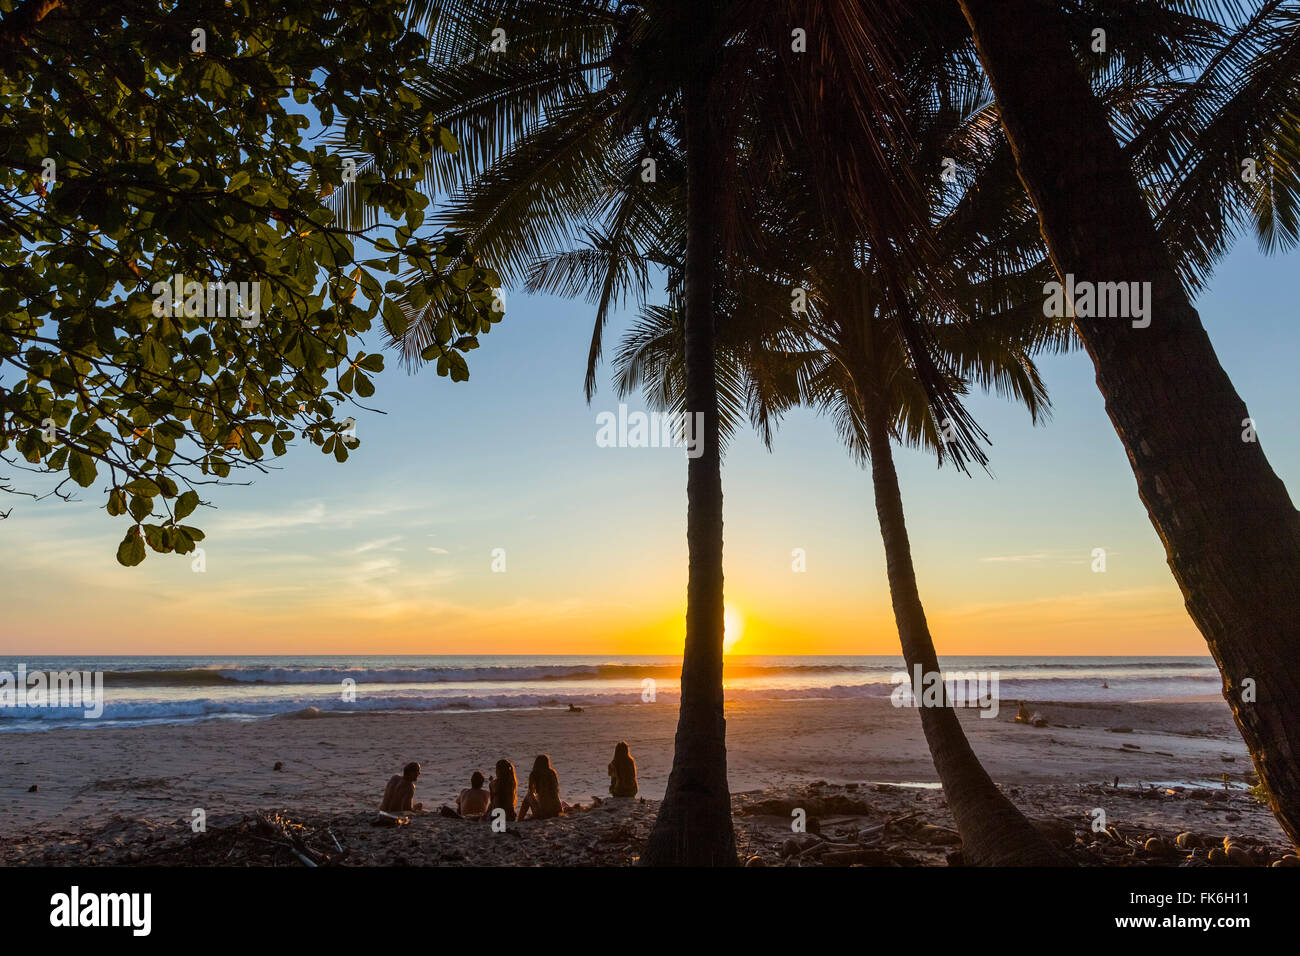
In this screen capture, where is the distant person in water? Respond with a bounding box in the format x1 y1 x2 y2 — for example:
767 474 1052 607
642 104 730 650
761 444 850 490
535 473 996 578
517 754 564 820
380 762 423 812
457 771 492 820
489 759 517 822
608 741 638 798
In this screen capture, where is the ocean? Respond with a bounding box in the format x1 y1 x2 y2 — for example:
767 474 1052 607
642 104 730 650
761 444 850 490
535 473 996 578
0 655 1221 732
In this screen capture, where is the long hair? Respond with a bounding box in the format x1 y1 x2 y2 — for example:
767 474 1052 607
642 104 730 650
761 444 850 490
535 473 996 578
528 754 558 800
612 741 635 777
493 759 517 812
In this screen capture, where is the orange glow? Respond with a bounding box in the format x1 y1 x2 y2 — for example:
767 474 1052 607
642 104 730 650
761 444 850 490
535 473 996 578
723 605 745 653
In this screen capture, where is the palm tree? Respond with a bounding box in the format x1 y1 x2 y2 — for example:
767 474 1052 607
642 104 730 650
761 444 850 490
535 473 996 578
956 0 1300 846
606 66 1077 862
350 0 958 865
617 293 1073 868
332 0 739 864
336 0 711 864
341 0 1106 862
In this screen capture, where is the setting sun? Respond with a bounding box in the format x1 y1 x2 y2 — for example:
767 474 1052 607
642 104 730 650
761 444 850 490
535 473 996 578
723 605 745 653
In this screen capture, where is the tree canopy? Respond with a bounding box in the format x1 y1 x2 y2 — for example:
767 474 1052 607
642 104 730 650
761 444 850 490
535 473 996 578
0 0 503 564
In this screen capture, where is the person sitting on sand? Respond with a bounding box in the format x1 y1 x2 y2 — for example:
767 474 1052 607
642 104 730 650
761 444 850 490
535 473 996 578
489 759 517 822
608 741 638 798
380 762 423 813
517 754 564 821
1015 700 1048 727
457 770 492 820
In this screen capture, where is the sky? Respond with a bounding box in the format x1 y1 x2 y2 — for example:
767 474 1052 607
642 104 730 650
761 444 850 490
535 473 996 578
3 225 1297 656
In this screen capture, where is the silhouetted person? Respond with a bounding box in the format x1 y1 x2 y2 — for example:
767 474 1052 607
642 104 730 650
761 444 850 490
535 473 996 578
380 761 423 812
608 741 638 798
457 770 491 820
517 754 563 820
489 759 517 822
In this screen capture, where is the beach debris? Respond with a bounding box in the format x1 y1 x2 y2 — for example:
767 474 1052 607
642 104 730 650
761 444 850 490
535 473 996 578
8 781 1283 870
856 810 923 845
1107 727 1134 734
821 847 916 866
779 833 822 857
273 762 284 772
914 824 961 846
1143 837 1177 858
27 784 37 792
1221 836 1254 866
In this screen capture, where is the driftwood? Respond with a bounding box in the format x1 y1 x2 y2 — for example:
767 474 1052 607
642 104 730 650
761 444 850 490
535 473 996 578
254 812 335 867
858 810 924 844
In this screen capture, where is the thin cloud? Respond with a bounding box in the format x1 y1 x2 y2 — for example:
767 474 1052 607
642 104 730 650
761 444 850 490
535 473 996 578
355 536 404 553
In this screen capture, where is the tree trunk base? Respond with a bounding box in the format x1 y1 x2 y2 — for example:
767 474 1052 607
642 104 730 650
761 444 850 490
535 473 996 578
642 783 737 867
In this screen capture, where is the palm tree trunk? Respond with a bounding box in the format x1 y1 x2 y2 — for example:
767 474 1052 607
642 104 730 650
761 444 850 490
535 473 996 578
960 0 1300 849
642 68 737 867
862 386 1070 865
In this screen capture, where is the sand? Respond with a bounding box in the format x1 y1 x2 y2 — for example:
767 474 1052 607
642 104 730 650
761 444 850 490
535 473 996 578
0 696 1290 865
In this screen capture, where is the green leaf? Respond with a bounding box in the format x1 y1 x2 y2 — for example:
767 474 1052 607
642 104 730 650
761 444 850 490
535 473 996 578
175 490 199 520
128 495 152 522
107 488 127 516
143 523 168 553
446 351 469 383
125 477 161 497
68 450 97 487
381 298 408 338
116 529 146 567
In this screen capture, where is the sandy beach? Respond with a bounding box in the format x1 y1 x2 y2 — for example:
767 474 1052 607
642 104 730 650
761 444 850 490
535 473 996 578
1 696 1289 866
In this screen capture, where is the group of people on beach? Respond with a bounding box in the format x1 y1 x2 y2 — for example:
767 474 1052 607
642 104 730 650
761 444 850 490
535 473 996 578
379 741 639 822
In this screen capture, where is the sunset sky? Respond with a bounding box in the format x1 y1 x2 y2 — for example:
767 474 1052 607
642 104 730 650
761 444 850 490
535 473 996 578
2 239 1296 656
